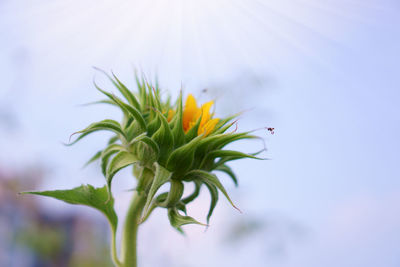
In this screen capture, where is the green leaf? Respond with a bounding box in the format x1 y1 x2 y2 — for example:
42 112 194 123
22 185 118 246
185 170 240 212
167 208 207 234
106 151 138 194
141 163 172 221
214 164 238 186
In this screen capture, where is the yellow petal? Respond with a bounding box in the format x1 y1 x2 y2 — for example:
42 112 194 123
167 109 175 122
199 101 214 127
199 118 219 136
183 94 199 132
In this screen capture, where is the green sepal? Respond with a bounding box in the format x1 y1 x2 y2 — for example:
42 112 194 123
167 208 207 234
139 192 167 224
106 151 138 196
111 72 141 110
146 116 161 137
122 114 134 130
214 148 266 168
184 113 203 142
151 110 174 165
95 84 147 132
130 134 160 159
139 191 186 224
108 135 119 145
165 180 184 207
132 142 157 168
135 72 147 108
141 163 172 221
147 82 162 111
68 119 126 145
101 144 126 176
185 170 240 212
124 120 144 141
204 183 219 224
155 192 169 205
213 113 241 134
136 167 155 193
83 150 102 168
202 149 262 169
94 68 141 110
216 134 260 150
175 201 187 215
182 181 202 204
200 132 256 152
166 135 202 176
79 99 116 107
163 95 172 116
214 164 238 186
130 134 159 167
193 134 259 170
171 91 185 148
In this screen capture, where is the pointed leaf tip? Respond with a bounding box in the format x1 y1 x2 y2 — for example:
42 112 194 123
167 208 208 232
22 185 118 229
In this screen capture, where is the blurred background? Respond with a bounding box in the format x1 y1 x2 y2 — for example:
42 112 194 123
1 0 400 266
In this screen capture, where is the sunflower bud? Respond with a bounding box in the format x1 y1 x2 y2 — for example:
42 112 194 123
69 71 263 232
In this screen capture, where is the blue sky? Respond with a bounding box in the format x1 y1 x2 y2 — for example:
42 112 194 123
1 1 400 266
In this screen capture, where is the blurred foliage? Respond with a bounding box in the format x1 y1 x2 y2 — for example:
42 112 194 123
0 165 113 267
223 214 308 260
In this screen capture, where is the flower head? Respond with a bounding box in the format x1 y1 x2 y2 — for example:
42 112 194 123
68 71 263 232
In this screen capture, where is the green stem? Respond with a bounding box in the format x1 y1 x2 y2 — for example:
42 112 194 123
120 190 147 267
111 225 122 267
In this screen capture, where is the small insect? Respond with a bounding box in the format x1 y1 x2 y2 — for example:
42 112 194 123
267 127 275 135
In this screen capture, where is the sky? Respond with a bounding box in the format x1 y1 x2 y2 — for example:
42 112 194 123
1 0 400 266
